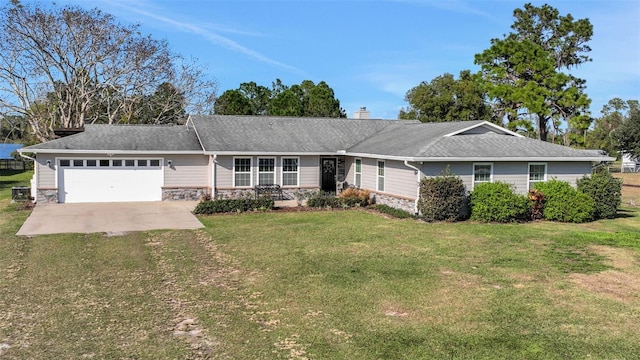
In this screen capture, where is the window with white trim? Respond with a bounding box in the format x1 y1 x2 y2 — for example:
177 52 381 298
377 160 385 192
234 157 252 187
258 158 275 185
282 157 299 187
528 163 547 189
473 163 493 187
354 158 362 188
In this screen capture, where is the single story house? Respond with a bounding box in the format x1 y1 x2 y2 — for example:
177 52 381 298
18 115 613 213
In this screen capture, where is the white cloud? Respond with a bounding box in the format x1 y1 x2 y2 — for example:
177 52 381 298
101 0 304 75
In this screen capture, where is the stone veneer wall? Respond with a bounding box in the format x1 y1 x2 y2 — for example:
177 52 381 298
214 188 254 199
215 187 320 201
36 188 58 204
162 187 210 201
371 193 416 214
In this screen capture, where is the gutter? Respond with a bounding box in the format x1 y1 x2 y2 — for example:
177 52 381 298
403 160 421 215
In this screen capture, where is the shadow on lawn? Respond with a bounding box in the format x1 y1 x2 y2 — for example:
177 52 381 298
614 209 638 219
0 169 29 176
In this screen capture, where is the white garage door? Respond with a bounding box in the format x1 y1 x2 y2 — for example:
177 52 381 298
58 158 163 203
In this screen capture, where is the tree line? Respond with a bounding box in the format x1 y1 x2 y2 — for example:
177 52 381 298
214 79 346 118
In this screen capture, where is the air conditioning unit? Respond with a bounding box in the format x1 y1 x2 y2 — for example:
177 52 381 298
11 186 31 202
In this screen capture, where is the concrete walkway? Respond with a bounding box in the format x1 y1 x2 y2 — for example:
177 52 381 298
17 201 204 236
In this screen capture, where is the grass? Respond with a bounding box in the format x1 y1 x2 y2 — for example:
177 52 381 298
0 170 32 200
0 170 639 358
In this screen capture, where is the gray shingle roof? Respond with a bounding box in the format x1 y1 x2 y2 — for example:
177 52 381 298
189 114 399 153
20 115 614 162
348 123 608 160
21 124 202 152
346 121 486 157
417 133 605 159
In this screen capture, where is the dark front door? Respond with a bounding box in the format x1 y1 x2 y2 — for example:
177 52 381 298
321 158 337 193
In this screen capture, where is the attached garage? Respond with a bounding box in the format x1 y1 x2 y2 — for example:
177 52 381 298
57 158 163 203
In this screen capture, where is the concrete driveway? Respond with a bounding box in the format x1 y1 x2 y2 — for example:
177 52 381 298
17 201 204 236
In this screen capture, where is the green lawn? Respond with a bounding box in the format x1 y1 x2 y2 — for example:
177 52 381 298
0 170 32 200
1 172 639 358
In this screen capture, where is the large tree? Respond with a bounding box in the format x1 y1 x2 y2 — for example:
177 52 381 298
615 100 640 159
586 98 636 157
398 70 492 123
215 79 346 118
474 3 593 141
0 1 217 141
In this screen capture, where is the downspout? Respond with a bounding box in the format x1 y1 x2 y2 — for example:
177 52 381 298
18 151 37 202
211 154 217 198
403 160 421 215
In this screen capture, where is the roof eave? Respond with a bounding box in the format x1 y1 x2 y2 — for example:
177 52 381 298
203 151 342 156
18 148 204 155
345 152 615 162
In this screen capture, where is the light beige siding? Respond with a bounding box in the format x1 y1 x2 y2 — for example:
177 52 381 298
300 156 320 187
355 158 416 199
215 155 234 188
164 154 209 187
37 154 56 188
382 160 418 199
345 157 356 186
360 157 378 191
37 153 209 189
214 155 320 189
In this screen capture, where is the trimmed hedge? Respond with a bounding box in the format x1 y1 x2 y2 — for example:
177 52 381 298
533 180 595 223
470 182 530 222
193 197 274 214
418 173 468 221
306 192 342 208
577 168 622 219
372 204 415 219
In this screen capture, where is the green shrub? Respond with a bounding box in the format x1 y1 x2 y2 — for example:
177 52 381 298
577 168 622 219
534 180 595 223
194 197 274 214
470 182 530 222
417 172 468 221
306 192 342 208
372 204 415 219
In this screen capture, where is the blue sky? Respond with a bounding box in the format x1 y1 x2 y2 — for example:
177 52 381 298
61 0 639 119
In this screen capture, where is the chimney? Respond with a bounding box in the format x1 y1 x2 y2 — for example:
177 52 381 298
353 106 370 119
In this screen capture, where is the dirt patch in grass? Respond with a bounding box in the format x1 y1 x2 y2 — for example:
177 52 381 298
568 246 640 303
614 173 640 206
615 173 640 186
411 270 487 329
